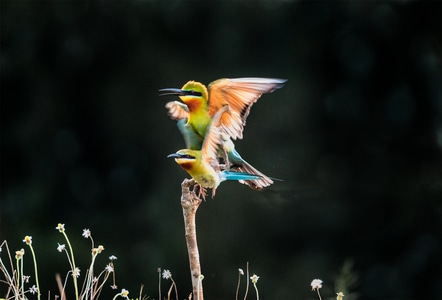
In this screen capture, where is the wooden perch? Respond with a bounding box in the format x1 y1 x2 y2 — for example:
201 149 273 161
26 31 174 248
181 178 204 300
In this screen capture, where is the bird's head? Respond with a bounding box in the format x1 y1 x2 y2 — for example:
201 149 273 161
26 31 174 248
167 149 199 170
159 81 208 104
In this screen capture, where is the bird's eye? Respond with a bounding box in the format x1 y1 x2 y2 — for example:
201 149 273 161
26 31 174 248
185 90 202 97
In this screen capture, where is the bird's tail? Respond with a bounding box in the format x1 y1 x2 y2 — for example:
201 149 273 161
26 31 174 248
220 134 277 190
222 171 262 181
212 171 262 198
232 160 275 190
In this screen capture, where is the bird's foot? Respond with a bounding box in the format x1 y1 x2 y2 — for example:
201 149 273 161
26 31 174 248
192 184 207 201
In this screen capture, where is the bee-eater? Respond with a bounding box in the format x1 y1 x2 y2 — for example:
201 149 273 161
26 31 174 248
160 77 286 189
161 77 286 140
168 105 263 197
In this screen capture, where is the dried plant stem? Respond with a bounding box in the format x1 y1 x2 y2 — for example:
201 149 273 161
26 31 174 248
27 243 41 300
181 179 204 300
61 231 79 300
243 262 250 300
55 273 66 300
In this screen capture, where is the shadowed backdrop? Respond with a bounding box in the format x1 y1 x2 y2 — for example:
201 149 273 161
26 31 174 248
1 1 441 299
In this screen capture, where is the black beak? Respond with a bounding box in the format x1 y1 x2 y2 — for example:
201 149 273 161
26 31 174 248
159 88 186 96
159 88 202 97
167 153 195 159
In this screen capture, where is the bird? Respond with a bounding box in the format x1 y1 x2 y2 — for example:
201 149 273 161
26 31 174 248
167 105 263 197
160 77 286 189
161 77 286 141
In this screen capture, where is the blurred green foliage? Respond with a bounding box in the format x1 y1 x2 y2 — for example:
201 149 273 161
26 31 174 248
1 1 440 299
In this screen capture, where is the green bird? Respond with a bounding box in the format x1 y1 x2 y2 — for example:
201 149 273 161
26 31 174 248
160 77 286 190
168 105 263 197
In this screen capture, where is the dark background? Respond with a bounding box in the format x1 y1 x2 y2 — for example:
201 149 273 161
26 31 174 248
1 1 441 299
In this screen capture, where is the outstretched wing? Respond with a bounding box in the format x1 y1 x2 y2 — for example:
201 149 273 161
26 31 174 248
165 101 189 120
207 77 286 140
201 105 230 167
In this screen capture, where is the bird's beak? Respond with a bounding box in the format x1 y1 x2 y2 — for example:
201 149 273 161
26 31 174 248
159 88 186 96
167 153 181 158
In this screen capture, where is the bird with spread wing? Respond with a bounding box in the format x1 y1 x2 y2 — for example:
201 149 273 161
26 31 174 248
167 105 263 197
161 77 286 190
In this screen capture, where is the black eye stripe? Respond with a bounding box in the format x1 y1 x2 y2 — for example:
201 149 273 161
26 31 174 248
178 154 195 159
184 90 202 97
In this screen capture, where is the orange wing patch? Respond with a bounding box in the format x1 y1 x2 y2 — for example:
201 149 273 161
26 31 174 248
201 105 230 166
207 78 286 140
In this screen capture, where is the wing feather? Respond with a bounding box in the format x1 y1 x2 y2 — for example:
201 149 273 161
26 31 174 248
165 101 189 120
207 78 286 140
201 105 230 167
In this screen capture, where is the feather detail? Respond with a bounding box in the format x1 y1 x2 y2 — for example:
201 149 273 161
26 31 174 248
207 78 286 140
201 105 230 167
165 101 189 120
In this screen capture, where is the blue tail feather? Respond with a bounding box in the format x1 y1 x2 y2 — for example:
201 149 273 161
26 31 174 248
222 171 262 181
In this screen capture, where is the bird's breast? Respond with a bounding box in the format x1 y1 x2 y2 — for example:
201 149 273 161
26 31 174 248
185 98 203 112
179 162 193 170
196 174 217 188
